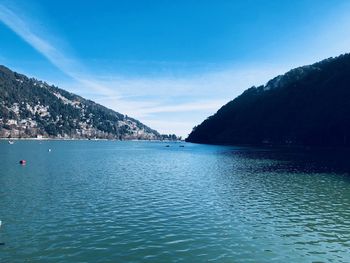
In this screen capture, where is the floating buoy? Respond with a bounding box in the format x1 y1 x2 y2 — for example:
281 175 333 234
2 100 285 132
48 149 52 152
0 220 4 245
19 160 26 165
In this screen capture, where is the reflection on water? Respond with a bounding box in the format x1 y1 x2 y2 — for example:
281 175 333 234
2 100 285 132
231 147 350 174
0 141 350 262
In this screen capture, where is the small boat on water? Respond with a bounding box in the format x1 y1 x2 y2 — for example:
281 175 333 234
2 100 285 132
8 140 14 145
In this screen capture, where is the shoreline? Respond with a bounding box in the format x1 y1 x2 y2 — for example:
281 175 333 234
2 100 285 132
0 137 184 142
186 140 350 151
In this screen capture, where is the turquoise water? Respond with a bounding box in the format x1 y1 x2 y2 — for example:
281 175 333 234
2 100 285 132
1 141 350 262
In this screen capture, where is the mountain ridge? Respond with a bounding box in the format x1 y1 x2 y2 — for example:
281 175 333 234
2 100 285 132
186 53 350 147
0 65 176 140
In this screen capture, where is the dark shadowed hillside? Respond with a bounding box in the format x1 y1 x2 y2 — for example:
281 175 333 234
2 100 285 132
0 65 162 139
187 54 350 147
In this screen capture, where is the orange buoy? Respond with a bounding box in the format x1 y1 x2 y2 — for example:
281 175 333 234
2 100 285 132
19 160 26 165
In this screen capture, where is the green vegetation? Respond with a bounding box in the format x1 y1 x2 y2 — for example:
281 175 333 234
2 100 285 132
187 54 350 147
0 65 163 139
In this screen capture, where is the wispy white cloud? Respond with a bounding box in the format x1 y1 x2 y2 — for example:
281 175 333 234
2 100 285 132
97 96 228 117
0 3 118 97
0 2 286 137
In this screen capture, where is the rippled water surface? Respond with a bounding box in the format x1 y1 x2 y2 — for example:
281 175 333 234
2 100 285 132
1 141 350 262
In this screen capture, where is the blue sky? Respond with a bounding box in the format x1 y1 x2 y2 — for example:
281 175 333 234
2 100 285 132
1 0 350 137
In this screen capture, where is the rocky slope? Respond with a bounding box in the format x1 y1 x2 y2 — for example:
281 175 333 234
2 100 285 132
0 65 161 139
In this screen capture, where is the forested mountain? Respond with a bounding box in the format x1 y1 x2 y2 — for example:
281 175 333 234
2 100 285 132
187 54 350 147
0 65 162 139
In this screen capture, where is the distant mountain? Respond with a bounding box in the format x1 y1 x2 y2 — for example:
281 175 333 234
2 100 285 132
187 54 350 147
0 65 164 140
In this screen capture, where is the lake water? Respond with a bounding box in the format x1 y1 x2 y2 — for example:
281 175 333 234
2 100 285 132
1 141 350 262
